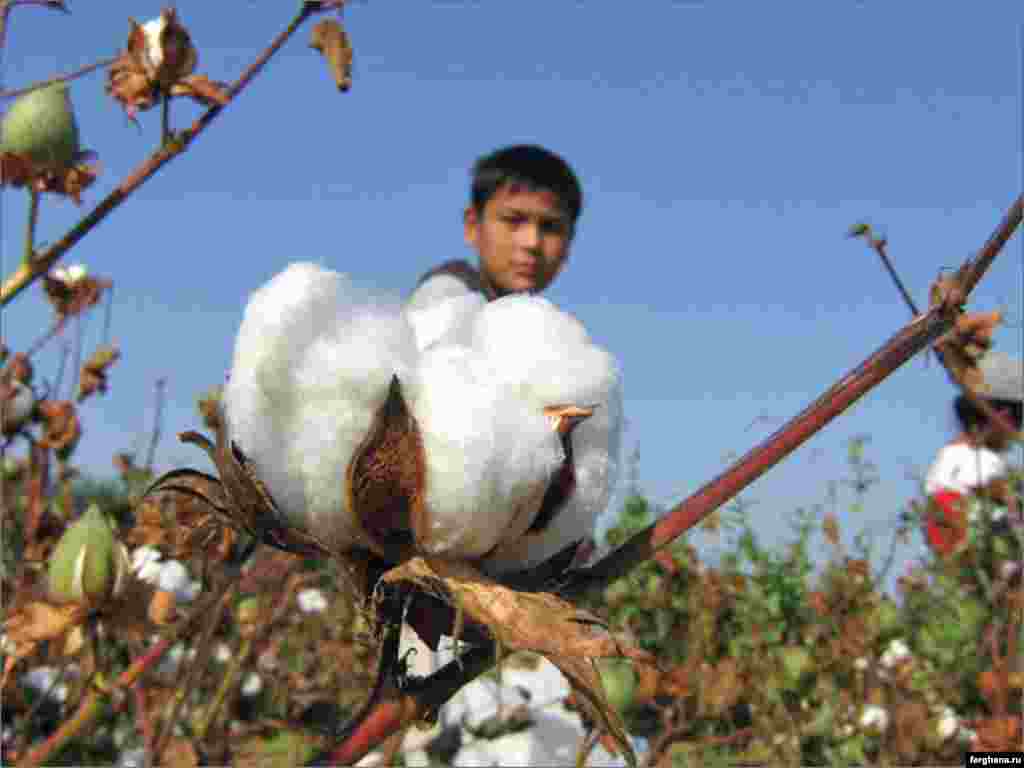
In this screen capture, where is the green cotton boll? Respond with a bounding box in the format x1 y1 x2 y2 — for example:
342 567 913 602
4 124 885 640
777 646 815 691
596 658 638 715
0 82 81 169
48 504 130 605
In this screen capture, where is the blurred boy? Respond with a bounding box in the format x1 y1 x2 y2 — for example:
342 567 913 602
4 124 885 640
407 144 583 308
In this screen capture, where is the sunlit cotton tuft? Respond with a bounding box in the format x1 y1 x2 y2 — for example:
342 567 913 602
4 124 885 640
224 262 418 552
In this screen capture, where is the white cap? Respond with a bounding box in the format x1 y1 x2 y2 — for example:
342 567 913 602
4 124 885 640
977 350 1023 403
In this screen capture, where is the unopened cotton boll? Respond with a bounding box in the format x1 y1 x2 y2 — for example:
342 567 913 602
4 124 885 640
224 262 418 553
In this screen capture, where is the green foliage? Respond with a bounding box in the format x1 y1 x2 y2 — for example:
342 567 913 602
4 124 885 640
582 437 1022 766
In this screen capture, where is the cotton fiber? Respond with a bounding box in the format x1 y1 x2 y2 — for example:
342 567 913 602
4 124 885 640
223 262 418 552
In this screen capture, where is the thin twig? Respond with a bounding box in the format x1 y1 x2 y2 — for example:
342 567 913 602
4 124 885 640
0 3 322 308
145 377 166 472
23 188 40 264
0 54 117 100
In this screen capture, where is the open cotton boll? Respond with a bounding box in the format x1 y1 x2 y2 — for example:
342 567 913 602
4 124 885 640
405 291 486 352
469 295 624 574
224 262 418 551
406 345 564 557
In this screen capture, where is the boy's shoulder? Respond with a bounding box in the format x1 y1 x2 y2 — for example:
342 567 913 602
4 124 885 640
409 259 497 309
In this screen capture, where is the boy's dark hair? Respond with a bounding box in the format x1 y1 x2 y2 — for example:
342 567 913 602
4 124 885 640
470 144 583 226
954 395 1024 433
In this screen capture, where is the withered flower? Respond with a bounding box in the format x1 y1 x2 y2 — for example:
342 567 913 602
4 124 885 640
106 7 229 122
77 344 120 402
37 399 82 458
42 265 110 319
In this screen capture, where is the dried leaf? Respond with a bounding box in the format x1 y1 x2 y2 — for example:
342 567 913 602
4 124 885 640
822 513 840 547
310 19 353 92
973 716 1020 751
1 600 86 684
77 344 120 402
162 737 199 768
1 150 99 203
131 467 236 561
381 556 638 767
171 74 230 106
36 400 81 456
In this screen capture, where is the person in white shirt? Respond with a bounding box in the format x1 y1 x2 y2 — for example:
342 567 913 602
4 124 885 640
923 350 1022 557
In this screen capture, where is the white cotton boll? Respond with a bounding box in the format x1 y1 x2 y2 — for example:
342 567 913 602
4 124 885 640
406 345 563 557
405 291 486 352
224 262 419 551
1 380 34 432
469 295 623 573
131 546 164 585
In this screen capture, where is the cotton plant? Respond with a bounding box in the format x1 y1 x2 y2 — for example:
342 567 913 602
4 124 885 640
150 260 632 760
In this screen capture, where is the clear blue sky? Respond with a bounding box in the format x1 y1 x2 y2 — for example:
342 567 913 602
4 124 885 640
3 2 1021 592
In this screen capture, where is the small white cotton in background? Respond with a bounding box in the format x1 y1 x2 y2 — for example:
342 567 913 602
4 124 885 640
157 560 191 599
880 638 912 669
859 705 889 733
297 588 328 614
131 546 163 584
241 672 263 697
937 707 958 741
214 643 232 663
117 747 148 768
24 666 68 702
1 380 34 430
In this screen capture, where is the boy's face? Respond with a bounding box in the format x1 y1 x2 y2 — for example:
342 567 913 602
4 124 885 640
464 183 573 296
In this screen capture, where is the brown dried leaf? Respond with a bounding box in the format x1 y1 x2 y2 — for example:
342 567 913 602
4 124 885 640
36 400 81 456
310 19 353 92
162 737 199 768
382 557 638 767
106 48 159 118
1 151 99 203
171 74 230 106
77 344 120 402
132 467 235 561
2 600 86 684
702 658 742 717
973 716 1020 751
822 514 840 547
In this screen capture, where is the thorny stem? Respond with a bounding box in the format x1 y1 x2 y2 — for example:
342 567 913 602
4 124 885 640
318 197 1023 765
0 3 323 307
23 188 39 264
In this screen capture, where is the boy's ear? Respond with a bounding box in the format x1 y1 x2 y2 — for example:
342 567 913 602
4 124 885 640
463 205 479 246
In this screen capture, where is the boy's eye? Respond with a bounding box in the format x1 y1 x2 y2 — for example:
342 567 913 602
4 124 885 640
501 214 526 227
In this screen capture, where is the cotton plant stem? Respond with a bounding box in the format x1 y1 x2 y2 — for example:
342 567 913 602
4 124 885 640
0 3 323 308
194 635 252 742
563 195 1023 600
0 54 117 100
23 188 39 264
